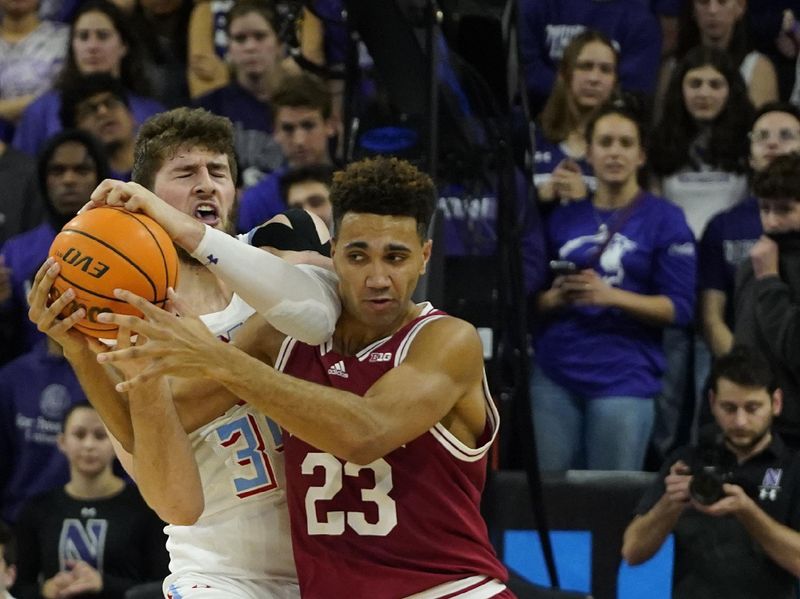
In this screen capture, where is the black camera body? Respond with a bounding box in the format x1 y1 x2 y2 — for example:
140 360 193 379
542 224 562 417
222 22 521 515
688 434 738 506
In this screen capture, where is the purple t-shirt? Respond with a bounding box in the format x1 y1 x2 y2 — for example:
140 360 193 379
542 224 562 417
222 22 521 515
699 195 762 326
535 192 696 398
0 340 86 523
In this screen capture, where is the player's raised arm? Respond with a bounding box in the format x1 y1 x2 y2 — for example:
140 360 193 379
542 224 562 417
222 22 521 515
89 180 340 344
189 222 339 345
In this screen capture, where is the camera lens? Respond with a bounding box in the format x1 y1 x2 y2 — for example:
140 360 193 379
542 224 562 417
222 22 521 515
689 469 725 506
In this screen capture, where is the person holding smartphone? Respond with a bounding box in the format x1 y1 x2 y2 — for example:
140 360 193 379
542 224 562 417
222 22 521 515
531 102 696 471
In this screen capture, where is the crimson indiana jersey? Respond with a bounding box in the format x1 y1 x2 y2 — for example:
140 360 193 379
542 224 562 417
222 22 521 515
276 303 509 598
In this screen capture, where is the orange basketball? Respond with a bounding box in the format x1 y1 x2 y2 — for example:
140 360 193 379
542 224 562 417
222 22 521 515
48 207 179 338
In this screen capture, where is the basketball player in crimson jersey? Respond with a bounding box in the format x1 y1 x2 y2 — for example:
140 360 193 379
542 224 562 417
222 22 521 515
91 156 513 598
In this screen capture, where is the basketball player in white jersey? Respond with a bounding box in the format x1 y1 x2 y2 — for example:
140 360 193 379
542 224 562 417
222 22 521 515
27 108 341 598
80 156 512 598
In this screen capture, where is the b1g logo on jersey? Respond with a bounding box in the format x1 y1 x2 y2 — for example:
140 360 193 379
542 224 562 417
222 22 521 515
368 352 392 363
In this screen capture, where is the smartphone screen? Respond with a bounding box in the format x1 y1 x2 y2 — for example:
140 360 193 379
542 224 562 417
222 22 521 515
549 260 578 276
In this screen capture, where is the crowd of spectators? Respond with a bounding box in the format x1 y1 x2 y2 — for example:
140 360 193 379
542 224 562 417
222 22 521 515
3 0 800 595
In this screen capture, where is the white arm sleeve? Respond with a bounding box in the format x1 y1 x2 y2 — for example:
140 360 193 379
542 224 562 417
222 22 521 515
191 225 340 344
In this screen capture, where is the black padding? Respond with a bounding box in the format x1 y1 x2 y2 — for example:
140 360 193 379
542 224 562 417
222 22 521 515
250 209 331 256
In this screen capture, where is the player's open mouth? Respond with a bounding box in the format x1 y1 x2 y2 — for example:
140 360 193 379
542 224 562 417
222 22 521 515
194 203 219 224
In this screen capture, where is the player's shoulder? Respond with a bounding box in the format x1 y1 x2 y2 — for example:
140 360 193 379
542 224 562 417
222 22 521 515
407 310 483 356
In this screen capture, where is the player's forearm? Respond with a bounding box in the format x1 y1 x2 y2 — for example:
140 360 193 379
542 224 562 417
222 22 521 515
191 226 339 343
207 343 388 464
142 196 205 252
64 348 134 450
622 497 683 565
737 503 800 576
130 377 204 525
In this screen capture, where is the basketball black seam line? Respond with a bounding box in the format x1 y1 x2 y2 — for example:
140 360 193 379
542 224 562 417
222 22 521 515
61 218 163 300
55 274 120 330
58 273 140 304
60 227 159 300
127 211 175 292
55 274 167 330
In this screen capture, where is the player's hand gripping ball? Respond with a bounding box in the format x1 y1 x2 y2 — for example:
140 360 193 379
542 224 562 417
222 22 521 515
48 207 179 338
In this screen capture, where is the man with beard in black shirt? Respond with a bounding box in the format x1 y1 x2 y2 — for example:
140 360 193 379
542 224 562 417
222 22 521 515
623 346 800 599
734 152 800 449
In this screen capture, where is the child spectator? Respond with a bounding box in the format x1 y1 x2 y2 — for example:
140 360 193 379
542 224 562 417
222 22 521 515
13 403 168 599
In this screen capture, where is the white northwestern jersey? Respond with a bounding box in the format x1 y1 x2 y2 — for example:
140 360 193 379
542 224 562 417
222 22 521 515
164 293 296 584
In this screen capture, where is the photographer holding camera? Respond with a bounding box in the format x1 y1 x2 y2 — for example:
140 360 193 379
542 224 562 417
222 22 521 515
622 346 800 598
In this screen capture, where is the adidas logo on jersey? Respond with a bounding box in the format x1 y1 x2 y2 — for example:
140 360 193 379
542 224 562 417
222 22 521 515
327 360 349 378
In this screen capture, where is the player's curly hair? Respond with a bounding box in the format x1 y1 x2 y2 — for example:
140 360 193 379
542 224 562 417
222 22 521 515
330 157 435 240
132 107 238 190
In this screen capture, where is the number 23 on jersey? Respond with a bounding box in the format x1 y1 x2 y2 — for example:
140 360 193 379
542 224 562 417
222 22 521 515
302 452 398 537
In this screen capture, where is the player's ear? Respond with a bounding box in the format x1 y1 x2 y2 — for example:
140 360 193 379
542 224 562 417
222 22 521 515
420 239 432 274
